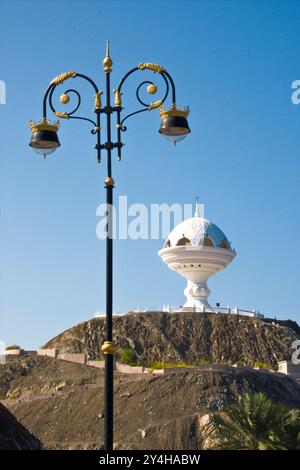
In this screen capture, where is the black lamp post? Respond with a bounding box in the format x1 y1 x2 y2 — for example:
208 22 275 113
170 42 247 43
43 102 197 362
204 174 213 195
29 41 190 451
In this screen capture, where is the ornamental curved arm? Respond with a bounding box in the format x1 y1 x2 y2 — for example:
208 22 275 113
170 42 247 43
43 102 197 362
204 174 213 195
42 72 100 129
41 71 102 162
112 63 177 161
115 63 176 131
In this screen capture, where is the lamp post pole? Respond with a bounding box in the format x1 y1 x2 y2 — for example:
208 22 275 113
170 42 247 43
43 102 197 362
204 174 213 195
29 41 190 451
103 45 114 450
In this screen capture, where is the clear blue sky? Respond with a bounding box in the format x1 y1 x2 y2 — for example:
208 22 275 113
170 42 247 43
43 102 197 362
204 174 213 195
0 1 300 349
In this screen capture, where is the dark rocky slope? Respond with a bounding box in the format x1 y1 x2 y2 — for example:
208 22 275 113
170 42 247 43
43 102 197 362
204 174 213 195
45 312 299 367
3 358 300 450
0 356 101 399
0 402 41 450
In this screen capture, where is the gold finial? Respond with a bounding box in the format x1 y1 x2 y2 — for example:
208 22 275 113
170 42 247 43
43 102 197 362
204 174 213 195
113 89 122 107
94 91 103 109
103 39 113 74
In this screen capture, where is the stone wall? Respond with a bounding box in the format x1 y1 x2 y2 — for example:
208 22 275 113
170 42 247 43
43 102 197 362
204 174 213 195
115 363 144 374
150 369 164 375
37 348 58 358
16 349 300 380
87 360 105 369
58 353 87 365
4 349 22 356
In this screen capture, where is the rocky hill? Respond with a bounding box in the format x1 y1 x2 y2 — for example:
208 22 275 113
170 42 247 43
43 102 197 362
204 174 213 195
45 312 299 368
1 313 299 450
0 356 101 399
0 402 41 450
1 356 300 450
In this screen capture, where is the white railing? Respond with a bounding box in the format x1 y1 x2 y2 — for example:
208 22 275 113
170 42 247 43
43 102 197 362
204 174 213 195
161 305 264 318
93 306 265 319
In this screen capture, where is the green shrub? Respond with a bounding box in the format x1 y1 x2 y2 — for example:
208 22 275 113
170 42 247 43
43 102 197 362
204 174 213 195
5 345 21 350
145 361 164 369
145 361 198 369
118 348 140 366
193 358 215 366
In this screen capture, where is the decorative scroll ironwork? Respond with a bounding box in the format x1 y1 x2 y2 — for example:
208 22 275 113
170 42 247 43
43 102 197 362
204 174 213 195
44 74 99 129
40 62 178 164
51 89 81 117
117 73 171 132
42 72 101 162
112 64 177 161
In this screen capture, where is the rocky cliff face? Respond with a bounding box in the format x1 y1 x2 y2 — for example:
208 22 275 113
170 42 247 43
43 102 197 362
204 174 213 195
46 312 299 367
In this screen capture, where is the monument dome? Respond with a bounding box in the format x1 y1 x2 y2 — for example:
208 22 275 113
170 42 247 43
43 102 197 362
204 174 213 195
158 204 236 312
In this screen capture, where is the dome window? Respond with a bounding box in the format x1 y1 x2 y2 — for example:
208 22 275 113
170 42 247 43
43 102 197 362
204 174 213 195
203 237 214 247
220 239 229 249
176 236 191 246
164 239 171 248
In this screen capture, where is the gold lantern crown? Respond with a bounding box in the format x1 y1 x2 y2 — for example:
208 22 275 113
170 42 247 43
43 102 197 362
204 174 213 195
29 117 60 133
159 103 190 119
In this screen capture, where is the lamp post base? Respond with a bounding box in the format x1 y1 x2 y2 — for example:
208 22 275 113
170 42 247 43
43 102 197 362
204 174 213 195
104 354 114 451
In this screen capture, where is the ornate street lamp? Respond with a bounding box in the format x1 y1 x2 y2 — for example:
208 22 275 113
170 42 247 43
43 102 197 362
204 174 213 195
29 41 190 451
